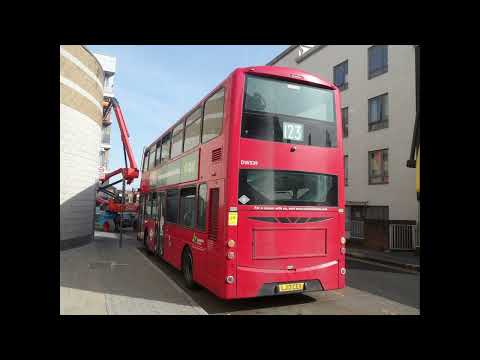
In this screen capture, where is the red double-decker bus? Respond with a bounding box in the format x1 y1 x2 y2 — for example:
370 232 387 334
138 66 346 299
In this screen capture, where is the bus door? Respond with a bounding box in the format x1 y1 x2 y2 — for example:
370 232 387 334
156 192 166 256
137 194 145 241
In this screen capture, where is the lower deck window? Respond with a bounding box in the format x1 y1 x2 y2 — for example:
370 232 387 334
179 187 196 228
166 190 179 223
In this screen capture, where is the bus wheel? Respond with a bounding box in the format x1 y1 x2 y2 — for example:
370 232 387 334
182 248 198 290
103 222 110 232
144 232 152 254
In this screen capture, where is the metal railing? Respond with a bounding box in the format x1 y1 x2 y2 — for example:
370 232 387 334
389 224 417 250
348 220 364 239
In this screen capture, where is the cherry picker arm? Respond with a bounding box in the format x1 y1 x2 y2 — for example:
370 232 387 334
99 97 139 185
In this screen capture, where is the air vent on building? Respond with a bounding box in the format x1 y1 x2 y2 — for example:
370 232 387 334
212 148 222 162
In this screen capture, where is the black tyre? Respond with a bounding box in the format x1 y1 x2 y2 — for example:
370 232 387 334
144 232 152 254
182 248 198 289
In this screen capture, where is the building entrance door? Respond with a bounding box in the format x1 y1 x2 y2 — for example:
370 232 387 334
156 192 166 256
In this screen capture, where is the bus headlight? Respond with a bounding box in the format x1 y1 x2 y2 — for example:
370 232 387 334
341 237 346 245
340 267 346 275
227 251 235 260
226 275 235 284
227 239 236 248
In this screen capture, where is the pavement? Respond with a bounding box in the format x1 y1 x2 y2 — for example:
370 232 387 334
60 231 207 315
346 246 420 272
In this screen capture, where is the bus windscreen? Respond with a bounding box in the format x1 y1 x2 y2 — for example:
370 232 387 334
242 75 337 147
238 169 338 206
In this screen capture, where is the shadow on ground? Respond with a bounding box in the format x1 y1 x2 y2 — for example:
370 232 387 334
138 247 317 314
60 231 318 314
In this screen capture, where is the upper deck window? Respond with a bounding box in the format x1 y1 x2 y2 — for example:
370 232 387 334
242 75 336 148
148 145 156 169
171 122 184 159
184 108 202 152
202 88 224 143
155 142 161 165
143 152 149 172
160 133 171 163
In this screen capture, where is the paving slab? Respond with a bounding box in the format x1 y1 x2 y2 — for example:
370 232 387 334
60 231 206 315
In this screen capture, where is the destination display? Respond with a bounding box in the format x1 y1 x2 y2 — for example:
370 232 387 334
149 150 199 187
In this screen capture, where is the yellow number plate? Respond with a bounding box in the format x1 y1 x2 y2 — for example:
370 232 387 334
278 283 304 292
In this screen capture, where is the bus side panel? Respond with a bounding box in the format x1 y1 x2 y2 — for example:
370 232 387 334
205 179 227 298
191 230 208 288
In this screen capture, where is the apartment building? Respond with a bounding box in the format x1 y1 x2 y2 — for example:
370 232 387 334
92 52 116 182
268 45 418 251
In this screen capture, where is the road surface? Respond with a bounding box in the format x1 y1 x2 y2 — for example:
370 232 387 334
138 247 420 315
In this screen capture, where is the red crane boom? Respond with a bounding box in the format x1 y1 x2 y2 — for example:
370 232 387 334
99 98 139 185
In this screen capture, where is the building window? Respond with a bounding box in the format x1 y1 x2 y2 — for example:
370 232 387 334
368 93 388 131
166 189 179 223
160 133 171 163
333 61 348 91
197 183 207 231
101 125 111 144
368 45 388 79
184 107 202 152
179 187 196 229
365 206 389 222
344 155 349 186
202 88 224 143
341 107 348 137
369 149 389 185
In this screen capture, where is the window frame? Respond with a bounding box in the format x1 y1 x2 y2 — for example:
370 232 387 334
201 87 225 144
179 186 197 229
368 93 389 132
196 183 208 232
368 45 388 79
368 148 389 185
333 60 348 91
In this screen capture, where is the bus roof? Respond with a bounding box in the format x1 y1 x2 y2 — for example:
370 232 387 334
144 66 336 150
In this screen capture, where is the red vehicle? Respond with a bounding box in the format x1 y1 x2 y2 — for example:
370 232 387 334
138 66 346 299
